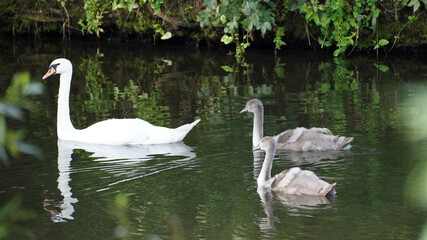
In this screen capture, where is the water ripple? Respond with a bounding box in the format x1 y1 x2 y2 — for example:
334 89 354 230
45 140 198 222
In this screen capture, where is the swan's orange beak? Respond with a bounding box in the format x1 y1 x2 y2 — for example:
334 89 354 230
42 67 56 80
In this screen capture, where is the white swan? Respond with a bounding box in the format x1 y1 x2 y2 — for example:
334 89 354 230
240 99 353 151
43 58 200 145
257 136 336 196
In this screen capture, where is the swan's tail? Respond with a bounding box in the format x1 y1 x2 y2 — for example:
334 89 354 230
335 136 354 150
173 119 201 142
321 182 337 196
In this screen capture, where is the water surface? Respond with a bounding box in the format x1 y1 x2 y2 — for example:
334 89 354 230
0 38 426 239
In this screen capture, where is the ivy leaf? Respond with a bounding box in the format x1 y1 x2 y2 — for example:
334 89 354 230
242 1 251 15
226 18 239 33
250 1 257 11
243 18 253 30
221 35 233 44
249 13 260 28
260 22 271 34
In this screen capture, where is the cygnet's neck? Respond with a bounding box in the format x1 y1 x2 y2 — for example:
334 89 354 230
252 107 264 149
57 71 76 139
257 145 275 187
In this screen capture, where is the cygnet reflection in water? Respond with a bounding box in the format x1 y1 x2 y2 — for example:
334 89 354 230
256 185 335 230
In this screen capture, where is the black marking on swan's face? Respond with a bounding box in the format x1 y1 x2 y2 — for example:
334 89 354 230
43 63 60 80
49 63 60 70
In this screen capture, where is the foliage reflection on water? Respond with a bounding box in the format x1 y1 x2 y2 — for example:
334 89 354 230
19 44 425 140
0 38 426 239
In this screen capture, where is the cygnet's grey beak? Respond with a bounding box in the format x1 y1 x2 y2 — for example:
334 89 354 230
240 106 248 114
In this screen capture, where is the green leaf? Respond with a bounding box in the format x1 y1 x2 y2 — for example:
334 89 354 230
407 0 418 6
313 14 320 25
274 66 285 79
221 35 233 44
413 1 420 12
221 65 234 72
378 39 389 46
126 3 138 13
372 8 380 18
343 21 350 30
324 41 332 47
161 59 173 66
374 64 390 72
305 11 313 21
220 14 227 23
226 18 239 33
333 49 341 57
260 22 272 34
350 18 359 28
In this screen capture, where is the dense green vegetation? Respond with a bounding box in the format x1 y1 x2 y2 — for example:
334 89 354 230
0 73 42 165
0 0 425 57
0 73 41 239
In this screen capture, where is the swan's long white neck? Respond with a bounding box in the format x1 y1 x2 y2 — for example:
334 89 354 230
57 71 76 139
56 140 77 221
252 107 264 149
257 145 275 187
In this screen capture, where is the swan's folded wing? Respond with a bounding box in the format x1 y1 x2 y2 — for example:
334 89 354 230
79 119 153 145
275 127 306 144
271 167 301 189
79 118 200 145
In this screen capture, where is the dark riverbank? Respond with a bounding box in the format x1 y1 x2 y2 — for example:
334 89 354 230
1 0 426 57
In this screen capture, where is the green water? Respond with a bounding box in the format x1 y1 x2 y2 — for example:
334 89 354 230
0 38 426 239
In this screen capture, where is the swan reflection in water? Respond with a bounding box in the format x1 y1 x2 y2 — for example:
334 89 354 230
253 151 335 230
45 140 196 222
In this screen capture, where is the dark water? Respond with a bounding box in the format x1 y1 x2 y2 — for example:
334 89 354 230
0 37 426 239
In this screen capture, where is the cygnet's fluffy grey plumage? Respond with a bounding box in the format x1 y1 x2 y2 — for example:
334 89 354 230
257 136 336 196
240 99 353 151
